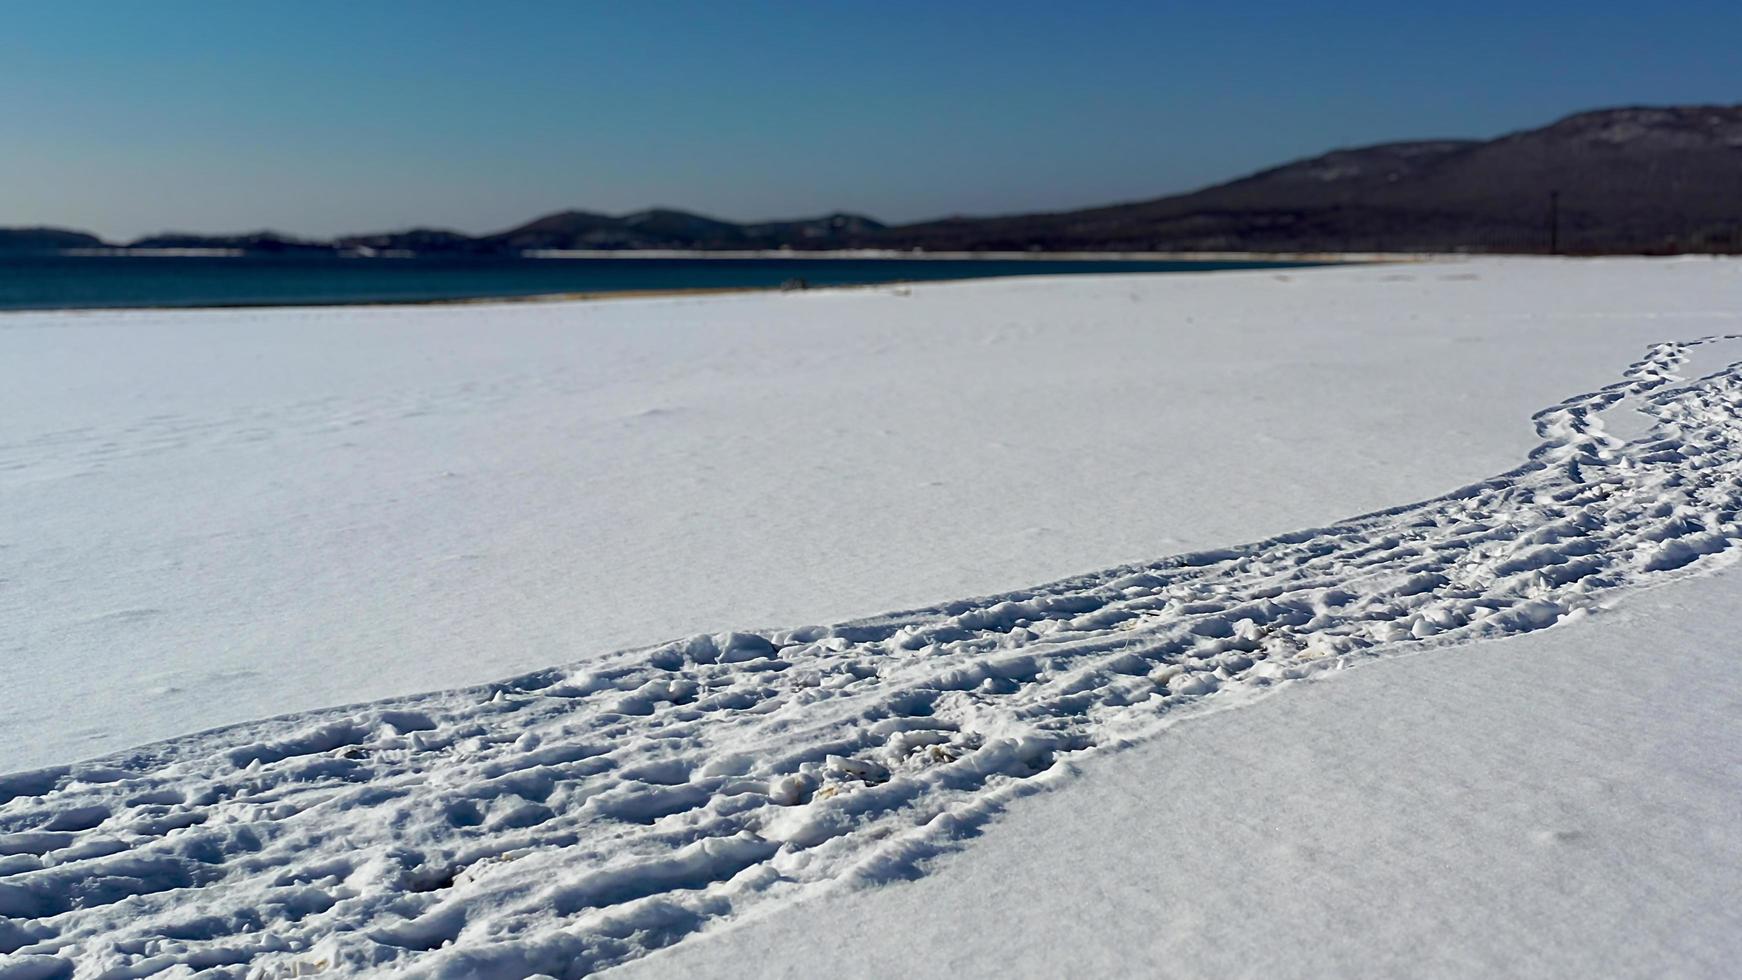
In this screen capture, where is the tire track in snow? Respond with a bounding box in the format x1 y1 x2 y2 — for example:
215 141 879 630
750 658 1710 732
5 337 1742 978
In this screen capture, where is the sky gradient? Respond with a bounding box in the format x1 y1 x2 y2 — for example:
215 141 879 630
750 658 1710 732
5 1 1740 240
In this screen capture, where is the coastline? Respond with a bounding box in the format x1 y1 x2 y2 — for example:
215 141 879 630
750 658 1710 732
1 252 1365 314
4 283 799 315
55 246 1396 262
514 247 1396 262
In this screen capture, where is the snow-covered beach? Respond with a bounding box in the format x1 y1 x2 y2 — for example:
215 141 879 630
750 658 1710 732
3 258 1739 976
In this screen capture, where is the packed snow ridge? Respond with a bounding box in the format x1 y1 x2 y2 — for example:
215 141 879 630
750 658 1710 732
5 336 1742 978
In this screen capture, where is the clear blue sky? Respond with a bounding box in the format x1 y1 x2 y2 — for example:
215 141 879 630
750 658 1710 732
4 1 1738 240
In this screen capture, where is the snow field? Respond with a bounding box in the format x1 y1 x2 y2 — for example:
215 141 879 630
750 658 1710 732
5 325 1742 976
13 258 1737 772
621 560 1742 980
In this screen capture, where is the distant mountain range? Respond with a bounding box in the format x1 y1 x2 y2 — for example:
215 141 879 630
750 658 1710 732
6 105 1740 256
0 227 109 251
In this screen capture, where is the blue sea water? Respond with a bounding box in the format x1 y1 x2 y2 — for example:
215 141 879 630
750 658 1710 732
0 252 1321 311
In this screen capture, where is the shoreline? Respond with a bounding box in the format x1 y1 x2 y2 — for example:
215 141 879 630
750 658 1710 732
4 284 799 315
0 254 1370 315
515 248 1393 262
57 246 1394 262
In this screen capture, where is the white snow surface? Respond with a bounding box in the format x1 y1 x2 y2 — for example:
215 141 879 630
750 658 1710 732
6 258 1737 771
618 563 1742 980
1 257 1740 977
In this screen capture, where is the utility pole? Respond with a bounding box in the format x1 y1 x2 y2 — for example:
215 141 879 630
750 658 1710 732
1548 190 1560 255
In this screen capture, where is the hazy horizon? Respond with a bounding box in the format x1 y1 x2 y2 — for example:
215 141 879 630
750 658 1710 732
7 0 1740 241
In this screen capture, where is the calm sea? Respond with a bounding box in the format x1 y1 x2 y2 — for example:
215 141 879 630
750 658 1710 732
0 252 1319 311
